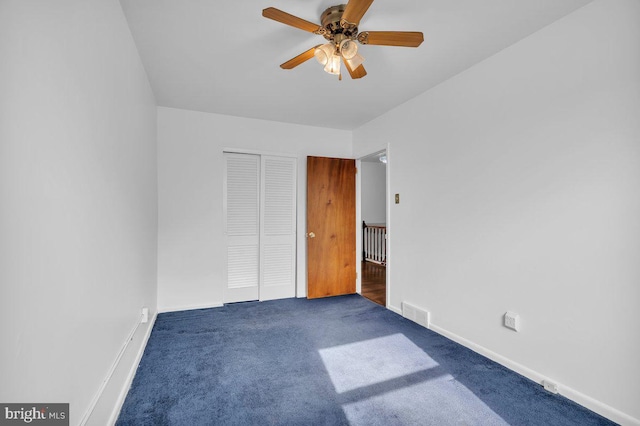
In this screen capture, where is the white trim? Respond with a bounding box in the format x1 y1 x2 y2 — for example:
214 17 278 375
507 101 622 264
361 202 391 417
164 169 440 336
223 147 298 158
79 311 155 425
428 323 640 426
387 304 402 315
561 387 640 426
107 312 157 425
355 158 362 294
384 143 391 309
158 302 224 313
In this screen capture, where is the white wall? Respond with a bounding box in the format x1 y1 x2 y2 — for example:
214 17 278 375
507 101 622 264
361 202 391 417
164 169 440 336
361 162 386 225
157 107 352 310
353 0 640 423
0 1 158 424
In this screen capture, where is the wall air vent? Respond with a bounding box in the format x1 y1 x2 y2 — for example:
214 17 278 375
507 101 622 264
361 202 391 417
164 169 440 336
402 301 430 329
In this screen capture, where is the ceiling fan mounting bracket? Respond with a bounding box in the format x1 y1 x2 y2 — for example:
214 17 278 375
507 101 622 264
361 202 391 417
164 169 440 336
320 4 358 42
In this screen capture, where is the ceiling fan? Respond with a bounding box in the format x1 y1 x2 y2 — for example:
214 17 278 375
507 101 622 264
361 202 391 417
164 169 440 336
262 0 424 80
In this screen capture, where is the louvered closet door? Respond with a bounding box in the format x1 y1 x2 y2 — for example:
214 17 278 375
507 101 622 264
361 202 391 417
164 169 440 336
224 153 260 303
224 153 297 303
260 156 297 301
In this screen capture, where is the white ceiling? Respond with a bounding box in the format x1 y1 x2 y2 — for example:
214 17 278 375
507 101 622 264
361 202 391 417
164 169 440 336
119 0 592 130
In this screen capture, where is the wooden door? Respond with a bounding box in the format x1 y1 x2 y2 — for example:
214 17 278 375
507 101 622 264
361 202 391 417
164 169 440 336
307 156 356 298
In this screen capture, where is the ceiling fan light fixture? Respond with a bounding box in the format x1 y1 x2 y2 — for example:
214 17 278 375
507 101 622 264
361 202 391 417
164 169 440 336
314 43 334 65
345 53 365 70
264 2 424 79
339 39 358 60
323 51 341 75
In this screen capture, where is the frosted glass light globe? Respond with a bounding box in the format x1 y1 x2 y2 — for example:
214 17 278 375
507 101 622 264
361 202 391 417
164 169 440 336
324 52 341 75
339 39 358 60
345 53 365 70
314 43 334 65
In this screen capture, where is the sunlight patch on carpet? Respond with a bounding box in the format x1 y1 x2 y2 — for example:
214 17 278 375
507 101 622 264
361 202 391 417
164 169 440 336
319 333 440 394
340 379 510 426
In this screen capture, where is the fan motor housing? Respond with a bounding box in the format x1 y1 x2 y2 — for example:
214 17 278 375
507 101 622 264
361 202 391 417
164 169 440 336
321 4 358 41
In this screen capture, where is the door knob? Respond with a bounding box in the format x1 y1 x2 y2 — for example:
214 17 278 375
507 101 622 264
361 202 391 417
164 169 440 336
308 232 316 238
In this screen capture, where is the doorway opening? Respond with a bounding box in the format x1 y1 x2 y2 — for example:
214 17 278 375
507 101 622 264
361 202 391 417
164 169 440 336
359 150 387 306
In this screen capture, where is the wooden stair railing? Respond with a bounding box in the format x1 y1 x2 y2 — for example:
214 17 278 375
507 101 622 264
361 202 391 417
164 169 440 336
362 221 386 265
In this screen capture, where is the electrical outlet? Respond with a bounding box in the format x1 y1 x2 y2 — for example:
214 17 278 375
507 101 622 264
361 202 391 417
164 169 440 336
504 311 520 331
141 307 149 324
395 194 400 204
543 380 559 394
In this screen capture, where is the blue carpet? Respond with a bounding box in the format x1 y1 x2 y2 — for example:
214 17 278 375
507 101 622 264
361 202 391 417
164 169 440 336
117 295 615 425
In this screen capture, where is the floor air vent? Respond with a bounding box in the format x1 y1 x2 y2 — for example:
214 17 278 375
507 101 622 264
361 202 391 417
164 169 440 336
402 301 430 328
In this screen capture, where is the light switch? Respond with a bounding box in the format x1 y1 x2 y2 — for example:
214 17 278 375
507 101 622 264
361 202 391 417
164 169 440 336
395 194 400 204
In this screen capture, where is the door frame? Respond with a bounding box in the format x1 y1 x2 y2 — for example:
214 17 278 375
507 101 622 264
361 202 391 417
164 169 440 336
356 144 391 309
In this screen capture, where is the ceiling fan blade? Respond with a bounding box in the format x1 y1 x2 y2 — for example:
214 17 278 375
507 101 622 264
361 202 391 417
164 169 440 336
341 0 374 27
343 58 367 79
280 46 321 70
263 7 324 34
358 31 424 47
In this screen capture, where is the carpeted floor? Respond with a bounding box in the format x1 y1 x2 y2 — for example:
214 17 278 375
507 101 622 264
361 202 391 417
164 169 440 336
117 295 615 425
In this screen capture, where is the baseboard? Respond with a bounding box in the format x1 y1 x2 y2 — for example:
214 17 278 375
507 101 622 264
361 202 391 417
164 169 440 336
428 323 640 426
158 302 223 313
79 311 157 425
387 304 402 315
107 312 157 425
559 384 640 426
